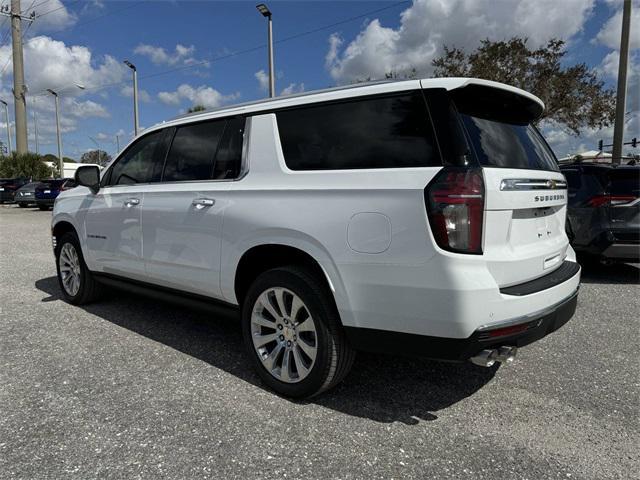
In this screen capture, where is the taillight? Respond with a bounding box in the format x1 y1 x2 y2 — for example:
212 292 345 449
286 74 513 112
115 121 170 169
425 168 485 254
587 195 636 207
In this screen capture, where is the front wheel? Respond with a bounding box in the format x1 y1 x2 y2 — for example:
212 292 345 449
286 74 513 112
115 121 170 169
38 205 50 211
18 203 28 208
55 232 101 305
241 266 355 398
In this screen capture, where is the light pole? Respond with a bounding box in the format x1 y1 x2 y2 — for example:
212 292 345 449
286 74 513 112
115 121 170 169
46 89 63 175
124 60 139 136
45 84 85 176
0 99 11 154
256 3 275 98
32 98 38 154
612 0 632 164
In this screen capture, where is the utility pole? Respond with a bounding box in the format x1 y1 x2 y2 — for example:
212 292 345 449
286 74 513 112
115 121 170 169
0 100 11 154
0 1 35 154
124 61 139 136
612 0 632 165
116 134 120 154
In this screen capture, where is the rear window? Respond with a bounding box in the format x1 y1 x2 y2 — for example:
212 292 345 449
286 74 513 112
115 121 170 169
460 115 558 171
609 169 640 196
277 92 441 170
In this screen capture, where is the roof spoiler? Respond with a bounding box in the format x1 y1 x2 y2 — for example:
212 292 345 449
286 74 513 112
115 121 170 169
421 78 545 124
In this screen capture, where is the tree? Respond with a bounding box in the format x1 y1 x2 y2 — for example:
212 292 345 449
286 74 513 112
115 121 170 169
188 105 206 113
0 153 54 179
432 38 615 135
80 150 112 167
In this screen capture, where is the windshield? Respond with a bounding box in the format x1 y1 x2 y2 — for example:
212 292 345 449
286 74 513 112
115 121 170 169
460 115 559 171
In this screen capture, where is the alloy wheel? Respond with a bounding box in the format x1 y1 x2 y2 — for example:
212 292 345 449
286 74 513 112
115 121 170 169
251 287 318 383
59 243 81 297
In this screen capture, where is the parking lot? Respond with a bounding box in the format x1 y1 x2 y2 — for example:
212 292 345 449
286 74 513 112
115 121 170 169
0 204 638 479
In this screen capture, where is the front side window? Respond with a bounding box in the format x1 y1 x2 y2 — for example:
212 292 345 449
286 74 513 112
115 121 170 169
276 92 441 170
108 130 164 185
163 120 226 182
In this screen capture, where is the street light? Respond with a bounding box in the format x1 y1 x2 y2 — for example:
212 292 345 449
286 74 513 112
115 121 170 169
256 3 275 98
46 83 85 176
46 89 63 175
124 60 139 136
0 99 11 154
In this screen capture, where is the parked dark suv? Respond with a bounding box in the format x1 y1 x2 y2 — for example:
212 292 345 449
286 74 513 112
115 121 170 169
0 178 29 203
561 162 639 263
35 179 76 210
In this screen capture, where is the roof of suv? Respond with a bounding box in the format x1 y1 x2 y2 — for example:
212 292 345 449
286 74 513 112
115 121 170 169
156 77 544 131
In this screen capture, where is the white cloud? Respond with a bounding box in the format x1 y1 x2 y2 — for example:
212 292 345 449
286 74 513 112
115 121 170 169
255 69 269 91
120 85 152 103
0 35 127 95
133 43 207 67
280 83 305 96
157 84 240 109
28 0 77 33
595 3 640 50
326 0 595 84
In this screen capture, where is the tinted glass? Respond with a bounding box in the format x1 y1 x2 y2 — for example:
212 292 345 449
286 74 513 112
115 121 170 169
109 131 164 185
609 169 640 196
277 92 440 170
213 117 245 179
460 115 558 171
163 120 225 181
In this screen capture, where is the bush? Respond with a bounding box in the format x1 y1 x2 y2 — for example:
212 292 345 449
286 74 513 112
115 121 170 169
0 152 55 179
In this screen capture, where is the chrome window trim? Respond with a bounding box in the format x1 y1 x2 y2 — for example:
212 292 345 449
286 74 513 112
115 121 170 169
99 117 250 189
500 178 568 191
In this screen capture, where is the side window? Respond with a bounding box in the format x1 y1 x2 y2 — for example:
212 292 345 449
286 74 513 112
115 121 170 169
162 120 225 182
276 92 441 170
108 131 164 185
213 117 246 179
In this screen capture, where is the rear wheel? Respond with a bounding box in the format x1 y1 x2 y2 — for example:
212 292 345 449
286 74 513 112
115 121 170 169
55 232 101 305
241 266 355 398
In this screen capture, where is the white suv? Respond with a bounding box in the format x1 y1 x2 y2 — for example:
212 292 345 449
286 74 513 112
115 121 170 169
52 78 580 398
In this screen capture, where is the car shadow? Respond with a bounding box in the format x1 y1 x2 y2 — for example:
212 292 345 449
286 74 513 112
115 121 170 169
577 257 640 285
35 276 498 425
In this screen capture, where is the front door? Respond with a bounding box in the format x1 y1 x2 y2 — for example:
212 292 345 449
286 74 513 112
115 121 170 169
82 129 166 279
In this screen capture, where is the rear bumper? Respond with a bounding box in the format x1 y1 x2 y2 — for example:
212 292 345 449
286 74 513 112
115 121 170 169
36 198 56 206
0 191 16 202
345 288 578 361
574 230 640 261
601 243 640 261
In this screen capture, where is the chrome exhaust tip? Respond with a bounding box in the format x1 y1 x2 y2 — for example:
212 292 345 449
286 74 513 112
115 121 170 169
496 346 517 363
470 346 518 367
470 349 498 367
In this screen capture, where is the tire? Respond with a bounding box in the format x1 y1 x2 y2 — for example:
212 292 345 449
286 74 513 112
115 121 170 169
241 266 355 398
55 231 101 305
18 203 28 208
38 205 50 211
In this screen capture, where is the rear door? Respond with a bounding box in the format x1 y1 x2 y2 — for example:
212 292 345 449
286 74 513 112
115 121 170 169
142 117 245 299
444 83 571 287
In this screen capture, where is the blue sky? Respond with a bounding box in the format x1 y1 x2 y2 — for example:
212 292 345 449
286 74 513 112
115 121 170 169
0 0 638 160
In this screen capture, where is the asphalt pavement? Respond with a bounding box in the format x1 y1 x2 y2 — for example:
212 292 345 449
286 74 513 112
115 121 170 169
0 204 638 479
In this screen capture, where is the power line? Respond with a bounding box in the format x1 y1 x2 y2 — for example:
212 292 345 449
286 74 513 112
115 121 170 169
70 0 411 94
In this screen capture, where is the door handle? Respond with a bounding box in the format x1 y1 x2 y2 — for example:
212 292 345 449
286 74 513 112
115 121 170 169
192 198 215 209
124 197 140 207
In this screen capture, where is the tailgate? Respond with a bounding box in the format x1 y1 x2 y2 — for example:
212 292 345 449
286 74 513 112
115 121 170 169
483 169 570 286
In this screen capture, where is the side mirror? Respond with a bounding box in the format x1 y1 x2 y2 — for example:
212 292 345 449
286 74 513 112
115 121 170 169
74 165 100 194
